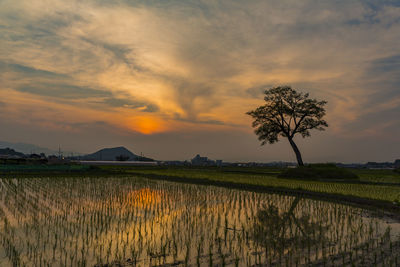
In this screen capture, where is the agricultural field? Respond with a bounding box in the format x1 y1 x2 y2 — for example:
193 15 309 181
101 166 400 203
1 176 400 266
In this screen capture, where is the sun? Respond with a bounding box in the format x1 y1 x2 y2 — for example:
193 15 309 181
127 116 167 134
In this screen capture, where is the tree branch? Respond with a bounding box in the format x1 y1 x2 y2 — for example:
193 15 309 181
290 113 308 138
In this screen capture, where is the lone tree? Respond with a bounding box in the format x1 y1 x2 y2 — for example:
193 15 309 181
247 86 328 166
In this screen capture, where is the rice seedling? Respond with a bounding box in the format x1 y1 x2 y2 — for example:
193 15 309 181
0 176 399 266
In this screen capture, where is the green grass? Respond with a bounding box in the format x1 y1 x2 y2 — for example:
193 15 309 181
2 164 400 204
103 166 400 203
278 164 359 180
353 169 400 183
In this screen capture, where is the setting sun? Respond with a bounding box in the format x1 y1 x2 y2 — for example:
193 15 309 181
128 116 167 134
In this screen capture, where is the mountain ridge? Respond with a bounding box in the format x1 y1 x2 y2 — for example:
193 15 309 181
81 146 154 161
0 141 79 156
0 147 26 158
0 141 154 161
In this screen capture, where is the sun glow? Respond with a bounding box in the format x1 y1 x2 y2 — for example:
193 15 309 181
128 116 167 134
126 188 165 208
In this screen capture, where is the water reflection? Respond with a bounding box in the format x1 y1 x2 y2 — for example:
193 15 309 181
251 197 328 265
252 197 324 244
250 197 400 266
0 178 399 266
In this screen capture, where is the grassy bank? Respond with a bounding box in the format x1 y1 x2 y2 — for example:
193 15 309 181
97 166 400 205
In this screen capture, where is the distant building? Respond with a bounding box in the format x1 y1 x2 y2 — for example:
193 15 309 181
366 161 394 169
191 154 215 166
29 153 42 159
395 159 400 169
47 155 69 164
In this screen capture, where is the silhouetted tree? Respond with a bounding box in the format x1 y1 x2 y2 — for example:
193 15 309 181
247 86 328 166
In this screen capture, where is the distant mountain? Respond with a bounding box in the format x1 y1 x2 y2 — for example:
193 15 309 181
81 146 153 161
0 147 25 157
0 141 79 156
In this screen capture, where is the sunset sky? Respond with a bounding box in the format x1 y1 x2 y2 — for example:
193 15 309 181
0 0 399 163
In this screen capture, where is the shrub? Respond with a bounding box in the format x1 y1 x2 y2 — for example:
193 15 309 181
89 165 100 170
278 164 358 180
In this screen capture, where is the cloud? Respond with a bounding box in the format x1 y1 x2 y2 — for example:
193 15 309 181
332 53 400 138
1 0 400 161
245 84 274 98
366 54 400 81
172 113 228 126
0 62 67 78
16 84 111 99
363 55 400 111
101 97 159 112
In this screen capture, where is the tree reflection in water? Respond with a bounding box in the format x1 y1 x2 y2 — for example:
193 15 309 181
251 197 328 264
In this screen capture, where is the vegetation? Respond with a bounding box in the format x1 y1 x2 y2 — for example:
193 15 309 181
247 86 328 166
0 164 91 172
2 165 399 204
1 177 399 266
353 168 400 184
73 165 400 206
278 164 359 180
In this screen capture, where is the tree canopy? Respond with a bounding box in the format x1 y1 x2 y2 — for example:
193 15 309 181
247 86 328 166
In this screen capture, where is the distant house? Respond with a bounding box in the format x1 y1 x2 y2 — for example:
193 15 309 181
47 155 69 164
395 159 400 169
191 154 216 166
366 161 394 169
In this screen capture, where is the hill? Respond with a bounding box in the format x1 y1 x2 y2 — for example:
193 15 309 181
0 141 79 156
0 147 26 158
81 146 153 161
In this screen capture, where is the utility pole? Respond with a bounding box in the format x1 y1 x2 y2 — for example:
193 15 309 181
58 145 62 159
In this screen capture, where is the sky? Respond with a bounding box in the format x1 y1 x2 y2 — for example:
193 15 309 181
0 0 399 163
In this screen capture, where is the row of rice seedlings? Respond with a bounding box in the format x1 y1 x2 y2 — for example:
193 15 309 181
0 177 399 266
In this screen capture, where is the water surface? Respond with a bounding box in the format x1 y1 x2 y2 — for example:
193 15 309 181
0 177 399 266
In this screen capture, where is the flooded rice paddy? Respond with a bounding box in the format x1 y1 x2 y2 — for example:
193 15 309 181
0 177 400 266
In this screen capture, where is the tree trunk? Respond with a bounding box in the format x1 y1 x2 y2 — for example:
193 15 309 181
288 138 304 166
